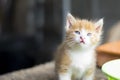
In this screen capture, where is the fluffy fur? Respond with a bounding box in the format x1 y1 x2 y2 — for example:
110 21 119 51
55 13 103 80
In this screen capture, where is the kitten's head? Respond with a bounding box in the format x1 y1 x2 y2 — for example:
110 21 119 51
65 13 103 49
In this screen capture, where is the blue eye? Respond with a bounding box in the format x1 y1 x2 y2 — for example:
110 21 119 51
87 33 92 36
75 31 80 34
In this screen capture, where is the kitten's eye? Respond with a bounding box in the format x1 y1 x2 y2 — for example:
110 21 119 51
75 31 80 34
87 33 92 36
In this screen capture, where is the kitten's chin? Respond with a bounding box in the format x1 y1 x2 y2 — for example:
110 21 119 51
67 42 92 50
73 43 88 49
78 42 94 49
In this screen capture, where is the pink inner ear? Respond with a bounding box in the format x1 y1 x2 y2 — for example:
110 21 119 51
68 19 72 27
96 26 101 32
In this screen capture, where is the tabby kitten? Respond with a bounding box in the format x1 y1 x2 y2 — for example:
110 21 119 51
55 13 103 80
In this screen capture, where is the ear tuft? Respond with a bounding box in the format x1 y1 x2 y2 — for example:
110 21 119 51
66 13 76 31
95 18 104 32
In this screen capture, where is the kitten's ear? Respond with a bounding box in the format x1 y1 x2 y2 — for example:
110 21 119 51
95 18 104 33
66 13 76 31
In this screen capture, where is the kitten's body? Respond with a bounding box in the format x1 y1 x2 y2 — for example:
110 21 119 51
55 13 103 80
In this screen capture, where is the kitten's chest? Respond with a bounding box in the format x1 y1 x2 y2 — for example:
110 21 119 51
69 50 95 69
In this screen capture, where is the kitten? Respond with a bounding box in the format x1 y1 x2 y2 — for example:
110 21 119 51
55 13 103 80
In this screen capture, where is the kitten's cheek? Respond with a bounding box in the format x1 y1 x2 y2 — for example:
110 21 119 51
88 40 92 45
74 37 79 42
84 39 90 45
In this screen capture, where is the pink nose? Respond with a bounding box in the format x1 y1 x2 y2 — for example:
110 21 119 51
80 37 85 44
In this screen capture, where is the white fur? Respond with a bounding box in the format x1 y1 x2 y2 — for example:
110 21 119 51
71 29 96 79
68 49 95 80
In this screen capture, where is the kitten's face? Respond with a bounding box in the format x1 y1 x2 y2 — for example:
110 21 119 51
65 13 103 49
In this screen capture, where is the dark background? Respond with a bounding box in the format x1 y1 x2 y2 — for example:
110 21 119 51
0 0 120 74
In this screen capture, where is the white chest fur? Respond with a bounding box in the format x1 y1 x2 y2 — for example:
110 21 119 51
68 49 95 77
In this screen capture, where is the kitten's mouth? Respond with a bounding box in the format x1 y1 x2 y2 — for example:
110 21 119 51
80 40 85 44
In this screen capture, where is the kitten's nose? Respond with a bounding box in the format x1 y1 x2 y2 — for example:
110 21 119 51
80 36 85 44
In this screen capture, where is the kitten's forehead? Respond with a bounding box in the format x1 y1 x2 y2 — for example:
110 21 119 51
72 19 95 31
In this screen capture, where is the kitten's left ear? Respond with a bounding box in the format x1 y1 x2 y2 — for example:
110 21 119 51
95 18 104 32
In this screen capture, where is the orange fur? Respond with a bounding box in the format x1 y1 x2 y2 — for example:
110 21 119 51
55 45 71 74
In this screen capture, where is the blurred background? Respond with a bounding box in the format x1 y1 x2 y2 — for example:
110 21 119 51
0 0 120 75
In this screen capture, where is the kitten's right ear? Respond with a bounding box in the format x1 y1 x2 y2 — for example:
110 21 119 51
66 13 76 31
